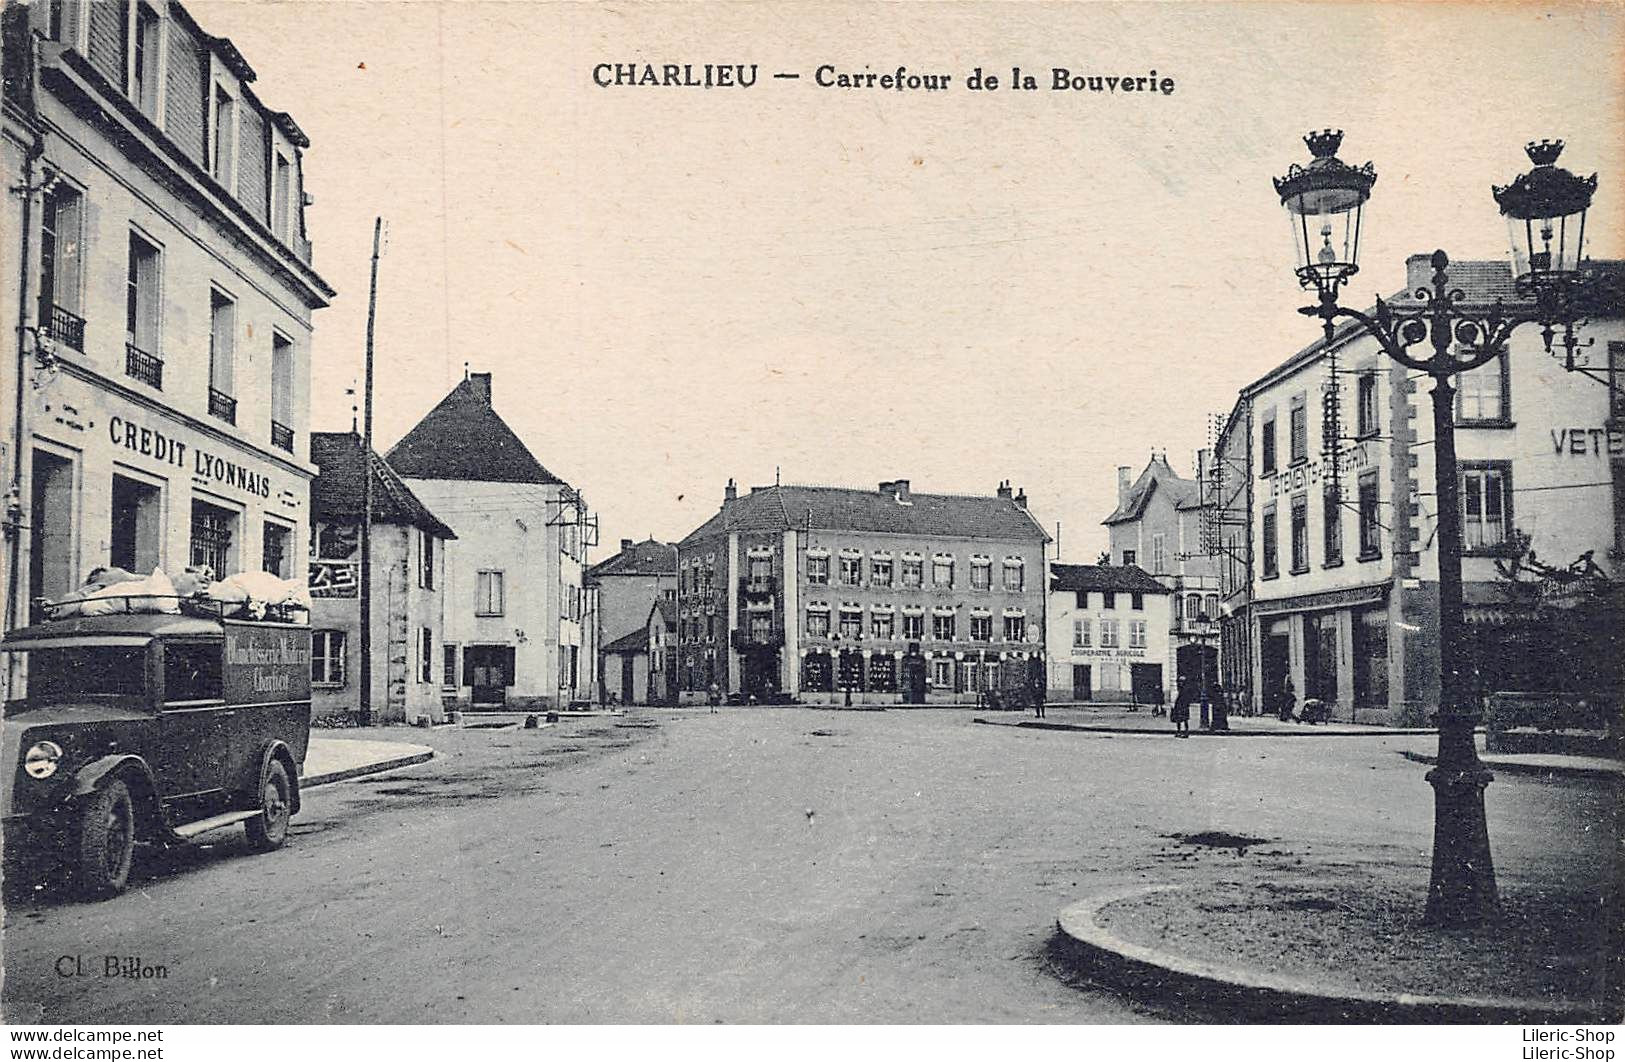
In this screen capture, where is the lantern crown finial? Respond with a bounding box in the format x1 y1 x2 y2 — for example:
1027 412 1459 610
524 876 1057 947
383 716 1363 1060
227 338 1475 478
1525 139 1565 167
1304 129 1344 160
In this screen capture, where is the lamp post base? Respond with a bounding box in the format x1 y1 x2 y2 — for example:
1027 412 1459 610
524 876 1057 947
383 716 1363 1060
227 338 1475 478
1422 763 1499 927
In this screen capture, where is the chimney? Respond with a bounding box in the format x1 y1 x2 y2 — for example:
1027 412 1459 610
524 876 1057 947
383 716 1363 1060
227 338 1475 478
996 481 1013 500
468 372 493 406
892 479 910 501
1405 252 1436 293
1116 466 1132 505
724 478 737 502
1196 448 1209 489
620 537 633 553
1014 487 1027 510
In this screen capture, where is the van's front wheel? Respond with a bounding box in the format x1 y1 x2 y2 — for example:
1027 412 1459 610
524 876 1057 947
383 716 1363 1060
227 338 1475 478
245 760 291 851
76 780 135 898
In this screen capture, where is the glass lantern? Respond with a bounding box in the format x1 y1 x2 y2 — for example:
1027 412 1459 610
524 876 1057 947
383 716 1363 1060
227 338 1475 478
1493 139 1597 295
1274 130 1377 302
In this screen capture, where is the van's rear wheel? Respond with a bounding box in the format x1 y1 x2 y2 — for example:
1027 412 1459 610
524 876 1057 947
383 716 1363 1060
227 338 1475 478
76 780 135 898
245 760 291 851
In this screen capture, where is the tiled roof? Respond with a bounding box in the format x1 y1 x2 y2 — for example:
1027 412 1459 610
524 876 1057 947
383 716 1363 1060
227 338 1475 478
603 627 650 656
587 538 678 578
310 432 456 539
1049 563 1169 594
1102 457 1203 525
680 483 1050 546
385 375 564 485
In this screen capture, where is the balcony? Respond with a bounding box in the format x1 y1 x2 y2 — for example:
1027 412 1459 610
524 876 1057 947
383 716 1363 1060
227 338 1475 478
731 628 784 651
270 419 295 453
208 388 237 425
125 343 163 389
39 300 85 351
741 575 777 599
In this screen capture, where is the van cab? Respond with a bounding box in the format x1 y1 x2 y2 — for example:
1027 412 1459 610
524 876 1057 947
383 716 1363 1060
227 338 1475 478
2 603 311 898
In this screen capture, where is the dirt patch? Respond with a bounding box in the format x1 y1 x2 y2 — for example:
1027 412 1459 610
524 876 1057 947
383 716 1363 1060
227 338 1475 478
1096 873 1613 1008
1168 831 1272 853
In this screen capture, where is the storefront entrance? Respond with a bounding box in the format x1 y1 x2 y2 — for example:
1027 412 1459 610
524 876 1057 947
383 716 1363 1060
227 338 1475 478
1072 663 1091 702
464 645 515 707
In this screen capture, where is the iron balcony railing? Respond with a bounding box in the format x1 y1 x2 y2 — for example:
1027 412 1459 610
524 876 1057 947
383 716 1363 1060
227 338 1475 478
39 300 85 350
208 388 237 425
270 419 295 453
125 342 163 389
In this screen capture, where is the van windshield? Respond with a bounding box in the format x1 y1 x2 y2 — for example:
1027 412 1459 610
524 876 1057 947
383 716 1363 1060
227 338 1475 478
7 646 149 707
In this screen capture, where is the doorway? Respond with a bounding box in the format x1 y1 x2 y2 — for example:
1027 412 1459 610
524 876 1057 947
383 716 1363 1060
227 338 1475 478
1262 630 1291 716
29 450 75 611
463 645 514 708
1071 663 1091 702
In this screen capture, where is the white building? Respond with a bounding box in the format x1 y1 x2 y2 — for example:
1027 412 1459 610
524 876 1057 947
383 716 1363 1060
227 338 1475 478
1045 562 1173 703
2 0 332 684
1237 254 1623 723
386 373 592 710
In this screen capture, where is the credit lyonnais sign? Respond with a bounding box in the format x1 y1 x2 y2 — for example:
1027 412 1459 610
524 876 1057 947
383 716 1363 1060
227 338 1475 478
108 415 274 497
223 627 312 702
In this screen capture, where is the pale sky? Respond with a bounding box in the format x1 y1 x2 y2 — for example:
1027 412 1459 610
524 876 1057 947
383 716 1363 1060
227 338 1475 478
191 0 1625 562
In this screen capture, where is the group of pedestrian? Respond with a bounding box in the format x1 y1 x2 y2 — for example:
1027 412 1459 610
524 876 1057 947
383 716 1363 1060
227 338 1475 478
1168 679 1231 737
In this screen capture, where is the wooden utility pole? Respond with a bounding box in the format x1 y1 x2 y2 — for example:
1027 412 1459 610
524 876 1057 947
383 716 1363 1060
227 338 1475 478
359 218 381 726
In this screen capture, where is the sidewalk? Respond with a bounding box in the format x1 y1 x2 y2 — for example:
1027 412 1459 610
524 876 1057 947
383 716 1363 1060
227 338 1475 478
977 704 1438 736
302 736 434 788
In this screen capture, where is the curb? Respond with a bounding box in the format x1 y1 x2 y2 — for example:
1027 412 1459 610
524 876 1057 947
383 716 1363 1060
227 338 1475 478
1052 883 1611 1024
301 750 434 789
978 718 1440 738
1397 749 1623 779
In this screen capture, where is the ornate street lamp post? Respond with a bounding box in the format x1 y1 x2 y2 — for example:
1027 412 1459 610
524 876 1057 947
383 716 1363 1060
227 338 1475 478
1272 132 1605 926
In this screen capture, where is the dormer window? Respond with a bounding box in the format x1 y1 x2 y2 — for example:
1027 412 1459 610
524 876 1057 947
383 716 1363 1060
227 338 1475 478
212 83 237 187
129 1 163 119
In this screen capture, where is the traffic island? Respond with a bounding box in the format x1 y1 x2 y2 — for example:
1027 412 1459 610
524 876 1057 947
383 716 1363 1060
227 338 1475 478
1052 865 1617 1024
301 738 434 788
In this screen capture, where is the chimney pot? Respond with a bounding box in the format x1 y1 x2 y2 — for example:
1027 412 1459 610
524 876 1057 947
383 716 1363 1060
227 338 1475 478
1014 488 1027 509
893 479 910 500
997 482 1012 499
724 478 737 502
1117 466 1132 505
468 372 493 406
620 538 633 553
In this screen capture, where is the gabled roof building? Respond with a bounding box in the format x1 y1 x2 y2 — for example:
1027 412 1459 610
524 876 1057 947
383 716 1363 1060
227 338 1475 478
1044 562 1173 703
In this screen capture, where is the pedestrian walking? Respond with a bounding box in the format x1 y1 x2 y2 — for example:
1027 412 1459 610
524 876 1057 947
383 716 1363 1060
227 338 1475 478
1211 681 1230 731
1170 681 1193 737
1277 674 1296 723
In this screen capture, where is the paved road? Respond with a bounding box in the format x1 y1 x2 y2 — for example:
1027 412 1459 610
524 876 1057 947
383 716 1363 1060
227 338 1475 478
2 711 1613 1023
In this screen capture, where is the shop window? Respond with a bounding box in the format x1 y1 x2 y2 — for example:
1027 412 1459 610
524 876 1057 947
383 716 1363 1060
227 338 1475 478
1290 494 1309 573
1456 354 1509 425
1261 504 1279 578
1003 615 1026 641
868 655 897 693
29 450 76 607
476 570 505 616
312 630 347 686
38 182 84 349
969 615 992 641
189 499 236 577
262 521 291 578
1461 463 1512 553
110 473 161 574
163 642 221 702
1358 472 1382 560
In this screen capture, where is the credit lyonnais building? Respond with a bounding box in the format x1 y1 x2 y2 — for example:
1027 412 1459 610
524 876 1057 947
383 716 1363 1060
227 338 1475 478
676 479 1050 705
1 1 333 668
1229 254 1623 724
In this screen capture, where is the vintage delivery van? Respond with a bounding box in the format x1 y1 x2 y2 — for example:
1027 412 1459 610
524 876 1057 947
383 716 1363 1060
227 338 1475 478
2 600 312 897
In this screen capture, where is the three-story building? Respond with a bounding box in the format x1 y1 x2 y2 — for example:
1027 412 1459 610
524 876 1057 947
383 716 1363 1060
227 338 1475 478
2 0 333 686
675 478 1050 705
